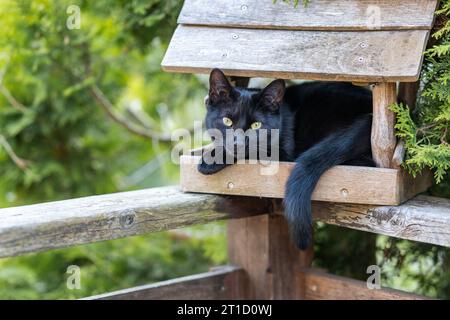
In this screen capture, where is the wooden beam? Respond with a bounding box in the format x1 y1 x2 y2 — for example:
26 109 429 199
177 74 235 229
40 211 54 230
371 83 398 168
86 266 430 300
0 186 449 258
302 268 430 300
162 26 428 83
228 213 313 299
312 195 450 248
84 265 246 300
178 0 438 31
180 155 431 205
0 186 272 258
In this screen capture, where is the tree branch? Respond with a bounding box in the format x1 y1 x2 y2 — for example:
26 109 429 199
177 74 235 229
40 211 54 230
125 104 158 129
90 85 174 142
0 134 30 170
0 85 27 113
417 123 439 137
0 56 27 113
80 42 193 143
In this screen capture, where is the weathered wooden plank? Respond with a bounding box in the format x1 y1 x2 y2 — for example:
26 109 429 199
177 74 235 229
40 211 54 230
371 83 398 168
180 155 431 205
228 213 313 299
1 186 448 258
302 268 429 300
312 195 450 248
179 0 438 31
399 169 434 203
162 25 429 82
0 186 272 258
84 265 246 300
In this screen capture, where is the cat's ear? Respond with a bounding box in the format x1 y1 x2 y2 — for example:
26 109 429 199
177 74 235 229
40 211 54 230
260 79 285 111
209 69 234 104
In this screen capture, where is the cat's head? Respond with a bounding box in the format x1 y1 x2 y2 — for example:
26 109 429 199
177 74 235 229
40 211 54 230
204 68 285 159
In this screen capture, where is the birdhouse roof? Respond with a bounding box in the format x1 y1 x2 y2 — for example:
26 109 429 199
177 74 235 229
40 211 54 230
162 0 438 82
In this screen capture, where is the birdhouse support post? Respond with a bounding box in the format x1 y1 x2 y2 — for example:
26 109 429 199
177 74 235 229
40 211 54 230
228 207 314 300
371 82 398 169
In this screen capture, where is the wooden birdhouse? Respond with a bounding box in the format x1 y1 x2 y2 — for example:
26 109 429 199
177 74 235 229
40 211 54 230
162 0 438 205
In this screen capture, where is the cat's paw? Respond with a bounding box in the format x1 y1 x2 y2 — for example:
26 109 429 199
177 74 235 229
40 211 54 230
197 162 227 175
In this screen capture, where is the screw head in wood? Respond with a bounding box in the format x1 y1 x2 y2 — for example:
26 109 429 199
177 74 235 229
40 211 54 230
340 188 349 197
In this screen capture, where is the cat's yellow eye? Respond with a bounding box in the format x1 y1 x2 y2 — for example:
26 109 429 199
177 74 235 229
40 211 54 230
223 117 233 127
251 122 262 130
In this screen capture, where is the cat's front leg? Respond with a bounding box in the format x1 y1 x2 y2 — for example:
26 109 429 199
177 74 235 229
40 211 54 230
197 147 230 175
197 161 228 175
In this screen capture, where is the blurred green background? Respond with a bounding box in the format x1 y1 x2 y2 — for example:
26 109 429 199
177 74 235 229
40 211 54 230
0 0 449 299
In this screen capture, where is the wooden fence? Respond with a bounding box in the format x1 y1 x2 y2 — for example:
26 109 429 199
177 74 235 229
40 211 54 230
0 186 449 299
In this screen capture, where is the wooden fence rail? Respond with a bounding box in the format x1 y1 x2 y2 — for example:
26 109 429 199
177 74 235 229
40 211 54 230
84 265 426 300
0 186 272 258
302 268 429 300
84 265 246 300
0 186 449 258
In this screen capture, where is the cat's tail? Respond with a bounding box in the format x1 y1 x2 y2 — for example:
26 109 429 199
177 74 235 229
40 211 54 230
283 114 374 250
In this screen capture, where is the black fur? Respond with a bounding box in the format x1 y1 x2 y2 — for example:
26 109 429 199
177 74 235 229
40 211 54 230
200 69 374 249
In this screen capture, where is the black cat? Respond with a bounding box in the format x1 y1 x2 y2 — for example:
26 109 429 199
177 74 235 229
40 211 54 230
199 69 374 249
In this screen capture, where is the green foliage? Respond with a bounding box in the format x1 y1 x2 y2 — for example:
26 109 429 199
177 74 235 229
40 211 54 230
314 223 377 280
314 224 450 299
376 236 450 298
0 0 212 299
0 0 205 203
0 224 227 299
390 1 450 183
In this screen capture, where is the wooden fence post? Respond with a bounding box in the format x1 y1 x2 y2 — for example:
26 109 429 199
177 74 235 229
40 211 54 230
228 204 314 299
